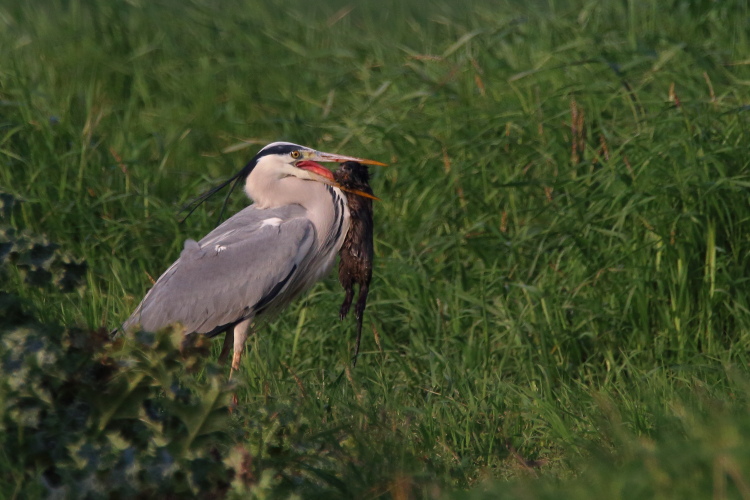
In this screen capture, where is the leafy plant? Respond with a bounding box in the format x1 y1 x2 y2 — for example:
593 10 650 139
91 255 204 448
0 191 86 293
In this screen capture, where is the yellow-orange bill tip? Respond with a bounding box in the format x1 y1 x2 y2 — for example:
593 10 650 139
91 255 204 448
339 186 381 201
351 158 388 167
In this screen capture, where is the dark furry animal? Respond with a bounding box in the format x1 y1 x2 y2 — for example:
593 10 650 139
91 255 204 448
334 161 374 367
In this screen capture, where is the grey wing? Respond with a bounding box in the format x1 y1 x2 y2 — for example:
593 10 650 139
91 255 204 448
122 205 315 335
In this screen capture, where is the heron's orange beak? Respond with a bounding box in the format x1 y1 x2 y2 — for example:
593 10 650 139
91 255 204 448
299 150 386 201
341 188 380 201
310 151 388 167
296 159 381 201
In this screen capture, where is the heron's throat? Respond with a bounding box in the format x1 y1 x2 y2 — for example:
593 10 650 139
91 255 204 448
244 164 349 251
245 170 319 208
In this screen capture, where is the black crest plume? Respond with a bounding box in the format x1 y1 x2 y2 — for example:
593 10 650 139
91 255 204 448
179 142 308 224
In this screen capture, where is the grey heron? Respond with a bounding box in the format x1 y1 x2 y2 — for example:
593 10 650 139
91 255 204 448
120 142 385 374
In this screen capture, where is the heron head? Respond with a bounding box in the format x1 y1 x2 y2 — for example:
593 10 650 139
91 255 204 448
249 142 384 201
253 142 386 184
180 142 385 222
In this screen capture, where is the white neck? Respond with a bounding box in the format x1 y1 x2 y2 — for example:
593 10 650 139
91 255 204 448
244 158 349 251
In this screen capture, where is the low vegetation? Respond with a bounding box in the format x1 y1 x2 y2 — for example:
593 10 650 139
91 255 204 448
2 0 750 497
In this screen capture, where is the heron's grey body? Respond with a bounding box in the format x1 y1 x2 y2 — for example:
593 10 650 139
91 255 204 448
118 141 383 373
122 200 345 335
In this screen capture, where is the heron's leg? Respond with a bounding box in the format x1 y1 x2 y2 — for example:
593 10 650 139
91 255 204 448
230 319 251 378
218 329 233 364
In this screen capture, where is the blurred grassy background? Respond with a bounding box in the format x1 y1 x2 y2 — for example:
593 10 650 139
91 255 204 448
2 0 750 497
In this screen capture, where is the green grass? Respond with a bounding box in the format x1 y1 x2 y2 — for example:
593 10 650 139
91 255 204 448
2 0 750 497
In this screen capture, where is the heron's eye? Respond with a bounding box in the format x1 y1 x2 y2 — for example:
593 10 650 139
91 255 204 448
290 151 301 159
